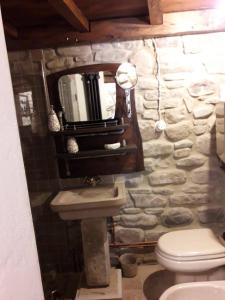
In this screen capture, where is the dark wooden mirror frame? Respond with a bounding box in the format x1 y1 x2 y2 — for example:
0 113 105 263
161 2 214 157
46 63 144 178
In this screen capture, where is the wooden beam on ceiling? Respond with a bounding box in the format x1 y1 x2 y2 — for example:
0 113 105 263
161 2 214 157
4 22 18 39
147 0 163 25
161 0 216 13
6 9 225 50
48 0 89 32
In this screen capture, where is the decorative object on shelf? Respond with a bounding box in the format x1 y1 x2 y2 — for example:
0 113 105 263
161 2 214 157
48 105 60 132
104 142 121 150
57 110 64 131
67 136 79 154
115 63 138 118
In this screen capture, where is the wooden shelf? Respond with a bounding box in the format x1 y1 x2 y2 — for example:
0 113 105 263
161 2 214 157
56 144 137 160
51 124 129 137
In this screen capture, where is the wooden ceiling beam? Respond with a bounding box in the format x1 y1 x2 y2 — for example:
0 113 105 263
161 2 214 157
48 0 89 32
4 22 18 39
147 0 163 25
161 0 216 13
6 9 225 50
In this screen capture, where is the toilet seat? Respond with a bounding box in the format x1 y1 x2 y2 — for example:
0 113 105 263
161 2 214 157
156 247 225 261
157 228 225 258
155 228 225 273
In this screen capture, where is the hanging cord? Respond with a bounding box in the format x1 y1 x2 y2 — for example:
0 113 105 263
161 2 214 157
152 38 162 120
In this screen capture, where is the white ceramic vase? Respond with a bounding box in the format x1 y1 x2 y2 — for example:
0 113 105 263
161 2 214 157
48 105 60 132
67 137 79 154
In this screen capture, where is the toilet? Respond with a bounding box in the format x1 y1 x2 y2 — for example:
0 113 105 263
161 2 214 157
155 228 225 284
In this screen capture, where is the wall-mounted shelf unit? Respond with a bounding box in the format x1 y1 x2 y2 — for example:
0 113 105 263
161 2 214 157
51 123 129 137
56 144 137 160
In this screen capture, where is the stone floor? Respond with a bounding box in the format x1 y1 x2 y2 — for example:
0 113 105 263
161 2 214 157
122 264 174 300
43 264 175 300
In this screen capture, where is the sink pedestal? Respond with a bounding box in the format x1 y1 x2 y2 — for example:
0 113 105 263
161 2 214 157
75 268 122 300
81 217 110 287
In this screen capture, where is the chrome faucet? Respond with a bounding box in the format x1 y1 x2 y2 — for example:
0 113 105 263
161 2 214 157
83 176 101 187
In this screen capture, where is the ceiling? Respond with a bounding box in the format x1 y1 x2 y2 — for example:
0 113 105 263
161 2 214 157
0 0 224 50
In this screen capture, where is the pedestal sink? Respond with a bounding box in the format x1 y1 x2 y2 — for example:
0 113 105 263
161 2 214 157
51 181 126 288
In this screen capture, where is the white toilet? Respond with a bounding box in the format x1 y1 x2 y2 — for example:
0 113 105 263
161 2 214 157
155 228 225 283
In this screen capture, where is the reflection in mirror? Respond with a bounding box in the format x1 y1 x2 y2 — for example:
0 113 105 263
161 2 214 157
115 63 138 118
58 71 116 122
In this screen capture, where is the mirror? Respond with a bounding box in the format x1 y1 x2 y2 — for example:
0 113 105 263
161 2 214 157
115 63 137 118
58 71 116 122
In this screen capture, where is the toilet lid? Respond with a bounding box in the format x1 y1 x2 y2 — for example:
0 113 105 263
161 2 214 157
157 229 225 259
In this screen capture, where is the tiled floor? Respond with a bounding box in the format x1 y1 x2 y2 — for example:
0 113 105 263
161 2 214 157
122 264 174 300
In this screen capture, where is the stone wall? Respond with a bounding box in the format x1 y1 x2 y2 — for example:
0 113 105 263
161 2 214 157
43 33 225 243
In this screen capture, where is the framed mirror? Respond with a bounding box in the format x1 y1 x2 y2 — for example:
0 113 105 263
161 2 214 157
58 71 116 122
46 63 144 177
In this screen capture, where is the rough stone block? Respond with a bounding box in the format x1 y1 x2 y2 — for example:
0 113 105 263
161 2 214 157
139 120 159 142
130 47 155 75
144 100 158 109
148 169 186 186
142 109 159 120
125 174 144 188
57 45 92 60
143 141 173 157
144 208 164 215
174 148 191 158
196 133 216 155
95 49 130 62
163 72 188 81
152 187 174 195
123 208 142 214
115 227 144 243
165 107 186 124
188 79 217 97
46 57 74 70
193 125 207 135
165 80 185 89
193 105 214 119
144 88 169 101
174 139 193 149
137 76 159 90
161 208 193 227
43 49 56 61
145 229 168 241
175 155 206 168
112 40 143 50
165 121 192 141
182 184 212 194
169 193 209 206
120 214 158 229
161 98 180 109
129 190 167 208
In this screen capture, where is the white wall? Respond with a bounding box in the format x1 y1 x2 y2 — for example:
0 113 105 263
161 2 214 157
0 8 44 300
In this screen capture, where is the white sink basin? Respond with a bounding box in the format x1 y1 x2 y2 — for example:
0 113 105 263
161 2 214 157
51 182 126 220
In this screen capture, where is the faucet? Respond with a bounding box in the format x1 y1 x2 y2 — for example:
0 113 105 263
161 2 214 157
83 176 101 187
